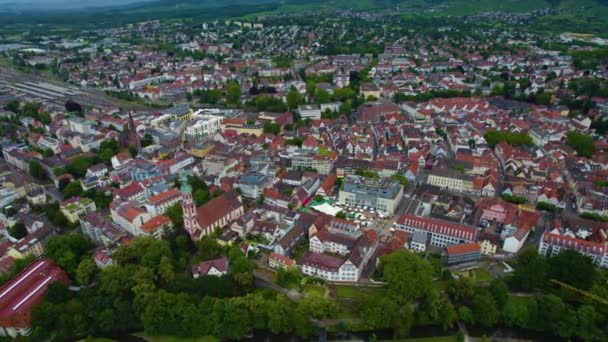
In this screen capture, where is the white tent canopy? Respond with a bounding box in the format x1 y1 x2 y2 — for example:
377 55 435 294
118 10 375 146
311 203 342 216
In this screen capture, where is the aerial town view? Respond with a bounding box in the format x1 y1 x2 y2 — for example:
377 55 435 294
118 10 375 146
0 0 607 341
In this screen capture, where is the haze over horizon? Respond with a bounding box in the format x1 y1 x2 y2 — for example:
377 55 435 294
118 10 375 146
0 0 155 10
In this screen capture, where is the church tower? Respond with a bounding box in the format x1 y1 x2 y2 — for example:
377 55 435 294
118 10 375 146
127 111 141 152
180 172 199 237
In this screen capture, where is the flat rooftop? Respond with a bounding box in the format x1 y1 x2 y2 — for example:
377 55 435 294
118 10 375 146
341 175 403 199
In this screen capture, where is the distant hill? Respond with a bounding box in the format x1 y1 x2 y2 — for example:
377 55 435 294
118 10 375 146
0 0 155 10
0 0 606 36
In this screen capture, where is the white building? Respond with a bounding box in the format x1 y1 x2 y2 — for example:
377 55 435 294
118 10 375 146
110 200 152 236
184 112 223 142
502 227 529 254
409 231 427 252
538 228 608 268
299 228 377 282
395 214 478 248
298 104 322 120
300 253 360 282
338 176 403 215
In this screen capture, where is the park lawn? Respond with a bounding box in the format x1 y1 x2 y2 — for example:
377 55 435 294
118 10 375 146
335 285 386 298
472 268 493 282
134 333 219 342
303 284 326 297
335 285 361 298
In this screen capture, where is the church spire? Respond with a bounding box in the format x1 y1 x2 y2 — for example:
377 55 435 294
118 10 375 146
127 111 141 152
180 171 198 237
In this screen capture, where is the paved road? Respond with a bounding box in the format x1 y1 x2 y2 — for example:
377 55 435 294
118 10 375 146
42 184 64 203
253 270 304 302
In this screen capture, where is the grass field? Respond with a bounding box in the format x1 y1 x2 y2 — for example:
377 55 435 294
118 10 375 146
335 285 386 298
455 268 493 282
303 284 326 297
472 268 493 282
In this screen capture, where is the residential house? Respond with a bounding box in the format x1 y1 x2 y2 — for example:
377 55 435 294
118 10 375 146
191 256 229 278
60 197 96 223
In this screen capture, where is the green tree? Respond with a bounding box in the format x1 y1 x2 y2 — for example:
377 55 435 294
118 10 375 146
489 279 509 309
218 298 252 340
141 133 154 147
62 181 83 199
29 160 47 180
165 203 183 227
306 80 316 98
263 121 281 135
193 189 210 206
566 131 596 158
548 249 597 290
44 233 94 277
66 156 94 178
470 289 499 328
157 256 175 284
335 211 347 219
8 223 27 239
510 249 548 291
576 305 601 341
484 130 534 149
537 294 575 338
75 258 98 285
390 174 409 187
446 277 475 304
294 295 338 338
502 297 532 328
38 112 52 124
4 99 20 113
314 88 331 104
287 88 301 110
381 250 433 301
438 300 457 331
128 145 137 157
535 91 552 105
42 148 54 158
267 295 295 334
226 82 242 105
197 236 223 261
275 267 302 288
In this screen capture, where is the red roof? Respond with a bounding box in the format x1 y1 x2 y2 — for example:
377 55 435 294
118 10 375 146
191 256 229 276
445 242 481 255
195 191 242 230
397 214 477 241
148 188 182 206
298 251 344 272
114 181 146 200
0 259 69 329
320 174 337 194
269 252 296 267
111 200 146 222
140 215 171 233
542 232 606 256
